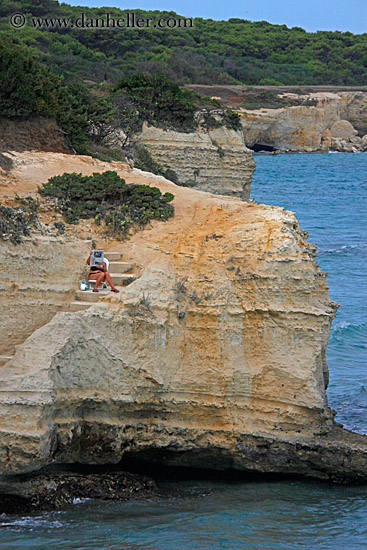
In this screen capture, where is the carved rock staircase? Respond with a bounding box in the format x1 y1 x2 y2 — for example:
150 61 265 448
70 252 136 312
0 253 136 365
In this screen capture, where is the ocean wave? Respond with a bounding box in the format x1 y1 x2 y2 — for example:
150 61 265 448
331 320 367 334
318 243 367 256
0 516 63 530
330 320 367 350
355 386 367 404
330 386 367 434
332 319 367 329
73 497 91 505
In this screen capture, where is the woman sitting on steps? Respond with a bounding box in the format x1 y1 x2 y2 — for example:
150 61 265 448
87 251 120 293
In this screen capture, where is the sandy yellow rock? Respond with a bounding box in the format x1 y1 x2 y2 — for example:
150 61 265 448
0 151 366 482
239 91 367 152
137 122 255 198
0 236 89 356
330 120 358 140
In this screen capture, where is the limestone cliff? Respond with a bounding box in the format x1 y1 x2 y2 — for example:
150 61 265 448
240 105 326 152
0 107 255 199
338 91 367 136
1 151 367 483
0 237 89 358
240 92 367 153
187 87 367 153
136 122 255 199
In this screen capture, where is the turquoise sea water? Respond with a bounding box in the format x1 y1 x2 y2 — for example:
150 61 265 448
1 153 366 549
252 152 367 434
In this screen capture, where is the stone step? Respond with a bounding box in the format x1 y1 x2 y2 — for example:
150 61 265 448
111 273 136 286
70 301 93 312
0 355 13 366
87 281 107 291
104 252 121 261
76 289 111 303
108 262 133 274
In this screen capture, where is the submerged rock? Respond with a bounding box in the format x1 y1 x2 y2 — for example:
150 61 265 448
0 471 157 513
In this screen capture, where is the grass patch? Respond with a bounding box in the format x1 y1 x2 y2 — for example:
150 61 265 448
241 89 319 110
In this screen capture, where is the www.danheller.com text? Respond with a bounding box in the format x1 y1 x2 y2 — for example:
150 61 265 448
9 11 194 30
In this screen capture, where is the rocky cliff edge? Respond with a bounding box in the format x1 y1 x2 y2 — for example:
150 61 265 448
240 91 367 153
1 152 367 483
137 121 255 198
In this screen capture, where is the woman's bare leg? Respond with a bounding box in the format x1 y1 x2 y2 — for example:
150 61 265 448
104 271 118 291
88 271 118 292
89 272 105 292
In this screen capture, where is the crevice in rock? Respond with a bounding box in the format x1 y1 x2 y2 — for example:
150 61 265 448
118 453 323 484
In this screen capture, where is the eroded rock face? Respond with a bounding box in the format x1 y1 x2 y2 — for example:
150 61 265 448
0 116 68 154
240 92 367 153
330 120 358 140
3 166 361 480
137 122 255 199
338 91 367 136
0 237 89 356
241 105 328 152
1 152 366 483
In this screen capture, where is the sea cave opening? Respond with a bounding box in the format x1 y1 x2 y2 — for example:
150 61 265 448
248 143 276 152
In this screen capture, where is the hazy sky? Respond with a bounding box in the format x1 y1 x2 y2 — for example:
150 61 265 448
65 0 367 33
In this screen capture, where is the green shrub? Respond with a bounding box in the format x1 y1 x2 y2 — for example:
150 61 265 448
39 170 174 238
0 195 40 244
201 112 222 130
0 39 58 118
199 108 241 131
0 39 241 157
241 90 294 110
258 78 284 86
114 73 239 134
221 109 241 130
0 204 30 244
2 5 367 91
0 39 115 154
115 73 198 133
14 194 40 225
54 221 66 235
162 169 179 185
133 145 180 184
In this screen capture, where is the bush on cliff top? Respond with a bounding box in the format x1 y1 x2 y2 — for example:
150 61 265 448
115 73 199 132
39 170 174 239
0 39 240 162
113 73 240 133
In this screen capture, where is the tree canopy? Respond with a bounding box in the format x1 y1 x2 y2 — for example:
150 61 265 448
1 0 366 86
